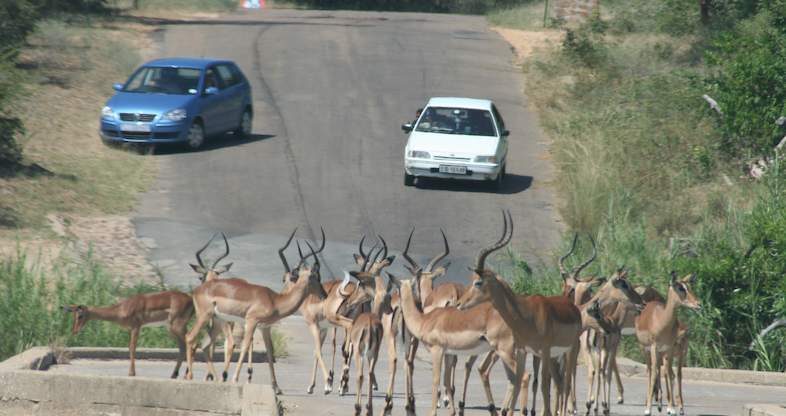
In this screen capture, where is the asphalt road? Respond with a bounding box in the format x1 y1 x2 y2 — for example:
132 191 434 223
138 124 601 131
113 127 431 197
133 8 560 290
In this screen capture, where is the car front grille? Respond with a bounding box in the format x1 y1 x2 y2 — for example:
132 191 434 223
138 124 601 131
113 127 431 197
121 131 152 139
434 155 472 162
119 113 156 122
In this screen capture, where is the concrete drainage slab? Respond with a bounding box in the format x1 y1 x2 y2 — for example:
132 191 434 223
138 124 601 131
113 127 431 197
0 347 279 416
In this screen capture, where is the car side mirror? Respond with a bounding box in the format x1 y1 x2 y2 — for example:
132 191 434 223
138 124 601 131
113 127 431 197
112 83 123 91
502 129 510 137
401 123 413 133
204 86 219 96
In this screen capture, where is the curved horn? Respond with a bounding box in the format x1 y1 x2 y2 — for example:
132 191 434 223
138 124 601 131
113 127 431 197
210 233 230 270
314 227 326 254
559 233 579 277
278 228 297 272
574 233 597 281
361 240 380 272
402 227 420 270
358 235 368 261
378 234 389 260
305 241 319 271
425 229 449 272
296 240 305 260
195 233 217 268
474 210 513 271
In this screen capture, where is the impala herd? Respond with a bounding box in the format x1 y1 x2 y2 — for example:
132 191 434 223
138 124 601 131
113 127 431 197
63 211 702 416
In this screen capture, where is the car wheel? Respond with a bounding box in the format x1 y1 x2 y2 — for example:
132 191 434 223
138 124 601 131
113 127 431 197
404 172 415 187
493 165 506 191
187 121 205 150
235 109 252 139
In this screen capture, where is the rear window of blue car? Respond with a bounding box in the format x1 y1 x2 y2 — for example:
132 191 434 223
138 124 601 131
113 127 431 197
124 66 202 95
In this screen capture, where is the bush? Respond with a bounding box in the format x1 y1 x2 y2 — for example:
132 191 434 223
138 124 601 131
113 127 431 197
706 9 786 156
0 117 24 167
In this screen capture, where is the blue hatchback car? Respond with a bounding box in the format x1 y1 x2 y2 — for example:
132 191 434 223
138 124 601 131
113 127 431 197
100 57 252 149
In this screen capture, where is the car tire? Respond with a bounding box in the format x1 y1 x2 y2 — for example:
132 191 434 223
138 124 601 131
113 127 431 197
186 120 205 150
493 165 506 191
404 172 415 187
235 108 252 139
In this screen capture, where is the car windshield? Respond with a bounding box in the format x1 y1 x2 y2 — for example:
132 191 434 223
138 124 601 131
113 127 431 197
415 107 497 136
123 66 202 95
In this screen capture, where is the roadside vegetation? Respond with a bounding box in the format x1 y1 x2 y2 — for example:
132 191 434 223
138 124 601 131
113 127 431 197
0 249 288 362
493 0 786 371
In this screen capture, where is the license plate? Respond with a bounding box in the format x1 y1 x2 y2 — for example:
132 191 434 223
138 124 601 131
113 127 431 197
121 122 151 132
439 165 467 175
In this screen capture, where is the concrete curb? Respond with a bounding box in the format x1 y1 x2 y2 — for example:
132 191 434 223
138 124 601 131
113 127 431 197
0 347 268 371
0 347 280 416
744 404 786 416
615 357 786 387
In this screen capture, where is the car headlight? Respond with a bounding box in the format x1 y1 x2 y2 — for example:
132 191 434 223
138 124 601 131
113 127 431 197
474 155 498 163
163 108 187 121
101 106 114 119
408 150 431 159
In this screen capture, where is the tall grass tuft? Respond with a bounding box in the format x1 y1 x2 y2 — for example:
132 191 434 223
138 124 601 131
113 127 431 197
0 249 174 362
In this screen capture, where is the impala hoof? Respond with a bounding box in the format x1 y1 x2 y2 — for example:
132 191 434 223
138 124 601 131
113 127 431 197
679 408 685 416
658 404 662 412
354 404 362 415
501 409 509 416
222 371 228 382
667 408 675 415
306 385 314 394
458 401 465 410
205 374 214 381
644 410 651 416
324 384 332 394
328 370 334 386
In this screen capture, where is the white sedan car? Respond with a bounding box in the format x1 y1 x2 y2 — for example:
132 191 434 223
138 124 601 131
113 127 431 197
403 97 509 190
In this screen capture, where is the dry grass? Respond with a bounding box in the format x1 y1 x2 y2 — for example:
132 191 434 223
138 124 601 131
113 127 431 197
0 19 157 238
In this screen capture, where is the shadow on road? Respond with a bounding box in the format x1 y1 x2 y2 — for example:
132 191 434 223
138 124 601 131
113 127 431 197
415 173 533 194
125 133 275 156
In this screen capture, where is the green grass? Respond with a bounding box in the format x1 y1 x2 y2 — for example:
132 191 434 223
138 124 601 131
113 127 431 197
487 1 549 30
0 248 289 362
501 2 786 370
0 18 155 234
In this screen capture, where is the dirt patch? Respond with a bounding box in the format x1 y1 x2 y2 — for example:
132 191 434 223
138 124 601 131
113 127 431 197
492 26 563 65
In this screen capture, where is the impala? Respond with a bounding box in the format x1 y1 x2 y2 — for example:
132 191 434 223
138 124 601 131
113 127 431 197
334 271 398 416
456 210 583 416
184 241 327 394
63 290 194 378
635 272 701 416
400 228 475 411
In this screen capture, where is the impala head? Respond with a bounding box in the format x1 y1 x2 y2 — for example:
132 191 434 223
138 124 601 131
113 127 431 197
62 305 89 334
401 227 451 284
559 233 599 303
594 265 645 312
293 241 328 300
338 271 374 309
583 299 614 334
456 210 514 311
285 227 326 286
669 271 701 311
190 233 233 282
365 234 396 276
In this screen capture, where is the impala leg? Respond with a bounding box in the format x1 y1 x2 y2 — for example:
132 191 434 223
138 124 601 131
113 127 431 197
221 322 236 382
169 320 187 379
531 355 540 416
329 325 338 387
307 322 331 394
644 345 657 416
441 354 456 408
430 347 445 416
185 310 212 380
405 337 419 414
478 351 498 415
677 340 686 415
128 327 139 377
539 348 553 416
385 332 397 413
459 354 479 412
506 349 526 416
260 326 282 395
232 320 255 383
665 352 676 415
612 354 624 404
368 340 380 416
354 341 364 416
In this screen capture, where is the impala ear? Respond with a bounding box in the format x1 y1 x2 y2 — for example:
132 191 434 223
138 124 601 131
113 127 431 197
340 271 352 291
385 255 396 265
669 271 678 287
682 273 697 284
386 271 401 288
216 263 233 274
190 264 206 274
62 305 74 313
592 277 606 288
